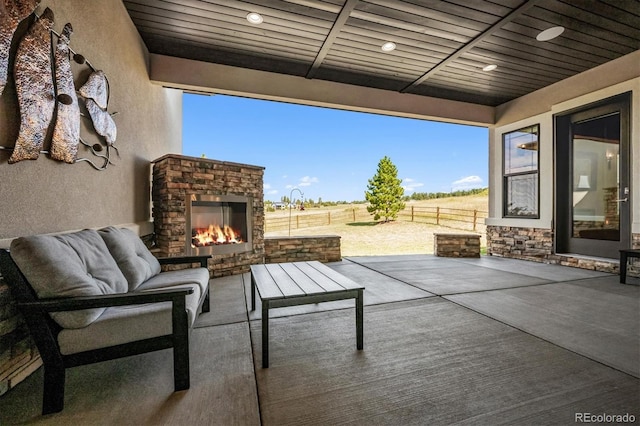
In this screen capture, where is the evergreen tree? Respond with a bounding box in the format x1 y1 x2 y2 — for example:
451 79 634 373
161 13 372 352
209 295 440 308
365 156 405 222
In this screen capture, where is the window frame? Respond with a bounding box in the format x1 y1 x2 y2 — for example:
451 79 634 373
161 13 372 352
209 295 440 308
502 124 540 219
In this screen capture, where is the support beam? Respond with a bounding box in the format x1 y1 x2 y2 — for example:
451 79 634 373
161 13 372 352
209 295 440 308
150 54 495 126
402 0 544 93
307 0 360 79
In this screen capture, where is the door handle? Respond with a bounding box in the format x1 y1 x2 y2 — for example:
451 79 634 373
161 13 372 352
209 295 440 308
613 198 628 203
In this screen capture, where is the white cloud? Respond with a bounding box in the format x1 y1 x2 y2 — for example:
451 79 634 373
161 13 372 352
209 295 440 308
285 184 293 189
264 183 277 195
402 177 424 192
298 176 319 187
451 175 483 190
452 175 483 185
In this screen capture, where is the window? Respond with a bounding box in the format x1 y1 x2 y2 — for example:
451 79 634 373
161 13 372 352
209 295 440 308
503 125 539 218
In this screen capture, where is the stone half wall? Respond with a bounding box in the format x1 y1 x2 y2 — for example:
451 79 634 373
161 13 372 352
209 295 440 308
488 226 640 276
0 276 41 397
264 236 341 264
434 233 481 258
152 154 265 277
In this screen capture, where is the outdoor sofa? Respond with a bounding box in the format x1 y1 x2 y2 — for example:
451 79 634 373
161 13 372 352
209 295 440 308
0 226 211 414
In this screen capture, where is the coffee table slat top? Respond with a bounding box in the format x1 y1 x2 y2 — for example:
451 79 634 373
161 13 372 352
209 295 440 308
305 261 363 290
278 263 326 294
265 264 307 297
251 261 363 300
250 265 285 299
290 262 346 293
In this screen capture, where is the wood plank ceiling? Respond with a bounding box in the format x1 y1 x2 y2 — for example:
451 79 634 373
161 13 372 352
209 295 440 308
123 0 640 107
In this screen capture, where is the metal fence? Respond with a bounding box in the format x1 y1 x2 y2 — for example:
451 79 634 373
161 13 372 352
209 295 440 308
265 205 488 234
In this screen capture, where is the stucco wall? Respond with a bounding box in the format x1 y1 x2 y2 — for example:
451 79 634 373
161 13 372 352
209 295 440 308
487 68 639 261
0 0 181 395
487 112 553 230
487 77 639 236
0 0 182 242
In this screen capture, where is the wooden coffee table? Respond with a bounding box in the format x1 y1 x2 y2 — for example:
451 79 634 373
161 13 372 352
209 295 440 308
250 261 364 368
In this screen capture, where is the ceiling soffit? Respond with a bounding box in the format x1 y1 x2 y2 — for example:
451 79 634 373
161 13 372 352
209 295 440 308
123 0 640 107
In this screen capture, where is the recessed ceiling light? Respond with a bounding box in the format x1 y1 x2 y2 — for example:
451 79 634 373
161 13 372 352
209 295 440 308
482 64 497 72
536 26 564 41
246 12 263 25
381 41 396 52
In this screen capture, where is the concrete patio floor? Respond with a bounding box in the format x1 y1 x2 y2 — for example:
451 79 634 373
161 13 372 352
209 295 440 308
1 255 638 425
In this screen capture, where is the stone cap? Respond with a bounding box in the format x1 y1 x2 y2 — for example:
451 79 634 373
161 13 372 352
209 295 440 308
265 235 341 240
151 153 265 170
434 233 481 237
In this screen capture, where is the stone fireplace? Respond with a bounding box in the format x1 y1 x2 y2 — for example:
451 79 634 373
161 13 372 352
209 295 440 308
152 154 264 277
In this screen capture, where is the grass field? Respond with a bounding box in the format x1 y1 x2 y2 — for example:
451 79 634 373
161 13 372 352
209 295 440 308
265 193 488 256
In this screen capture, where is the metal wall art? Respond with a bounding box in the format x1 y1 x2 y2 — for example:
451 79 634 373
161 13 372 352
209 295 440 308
0 0 40 96
0 4 119 170
50 22 79 163
9 7 54 163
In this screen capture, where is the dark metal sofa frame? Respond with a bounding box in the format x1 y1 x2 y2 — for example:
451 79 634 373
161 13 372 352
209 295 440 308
619 249 640 284
0 250 211 415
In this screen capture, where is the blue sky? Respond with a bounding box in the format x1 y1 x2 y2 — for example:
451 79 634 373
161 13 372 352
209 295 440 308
182 94 488 202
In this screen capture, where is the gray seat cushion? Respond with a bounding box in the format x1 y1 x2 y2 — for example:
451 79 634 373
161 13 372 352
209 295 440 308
98 226 161 290
137 268 210 299
57 283 201 355
10 229 128 329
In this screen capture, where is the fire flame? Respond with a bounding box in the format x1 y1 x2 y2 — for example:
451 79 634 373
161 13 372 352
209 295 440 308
192 224 243 247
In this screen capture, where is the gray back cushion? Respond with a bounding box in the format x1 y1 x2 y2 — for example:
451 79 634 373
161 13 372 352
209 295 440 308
98 227 161 290
10 229 128 329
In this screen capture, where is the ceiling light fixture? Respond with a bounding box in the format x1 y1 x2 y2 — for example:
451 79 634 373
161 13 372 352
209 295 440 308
536 26 564 41
381 41 396 52
482 64 497 72
246 12 263 25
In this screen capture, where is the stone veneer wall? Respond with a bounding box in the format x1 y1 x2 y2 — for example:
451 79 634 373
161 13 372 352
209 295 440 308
487 226 554 260
264 236 341 264
0 276 41 396
488 226 640 276
152 155 265 277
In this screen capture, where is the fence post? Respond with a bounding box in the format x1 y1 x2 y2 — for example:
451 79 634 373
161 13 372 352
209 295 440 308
411 206 414 222
296 214 299 229
328 211 331 225
353 208 356 222
436 207 440 225
473 210 477 231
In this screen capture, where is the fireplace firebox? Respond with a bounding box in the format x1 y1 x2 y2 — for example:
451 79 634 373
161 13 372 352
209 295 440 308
186 194 253 256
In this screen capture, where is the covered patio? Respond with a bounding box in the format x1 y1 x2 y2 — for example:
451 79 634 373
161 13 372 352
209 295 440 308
1 255 637 424
1 1 639 423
